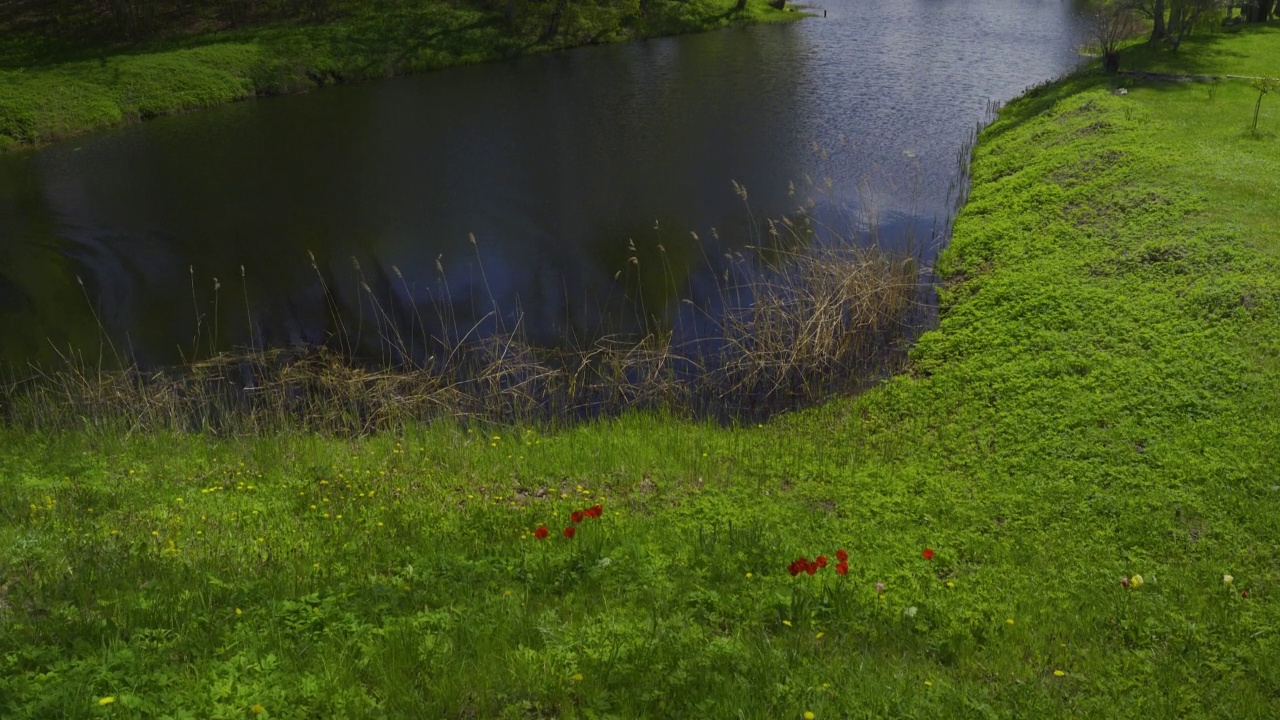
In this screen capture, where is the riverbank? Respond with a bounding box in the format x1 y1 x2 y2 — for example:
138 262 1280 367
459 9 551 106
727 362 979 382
0 0 801 151
3 22 1280 717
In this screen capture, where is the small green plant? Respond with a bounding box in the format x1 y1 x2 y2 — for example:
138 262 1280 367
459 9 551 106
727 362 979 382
1251 76 1278 134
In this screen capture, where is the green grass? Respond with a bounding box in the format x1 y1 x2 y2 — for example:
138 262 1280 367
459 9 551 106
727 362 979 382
4 22 1280 719
0 0 801 150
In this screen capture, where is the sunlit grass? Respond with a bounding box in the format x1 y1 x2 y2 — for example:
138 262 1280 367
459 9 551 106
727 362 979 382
3 20 1280 720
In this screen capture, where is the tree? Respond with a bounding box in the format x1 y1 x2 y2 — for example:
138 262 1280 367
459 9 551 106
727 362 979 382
1243 0 1276 21
1090 1 1145 73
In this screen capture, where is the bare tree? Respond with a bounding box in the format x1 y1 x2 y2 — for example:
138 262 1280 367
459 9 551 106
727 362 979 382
1090 0 1145 73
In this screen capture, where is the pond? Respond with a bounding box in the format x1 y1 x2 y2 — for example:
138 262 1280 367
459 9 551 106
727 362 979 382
0 0 1090 369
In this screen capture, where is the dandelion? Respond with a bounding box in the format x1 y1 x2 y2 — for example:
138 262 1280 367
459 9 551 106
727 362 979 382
1130 574 1144 589
924 681 933 687
946 581 955 589
1053 670 1065 677
251 704 265 714
563 526 576 539
98 696 116 705
572 673 584 682
1005 618 1015 625
782 620 792 627
746 573 754 579
1223 574 1234 586
815 632 824 639
922 548 934 561
235 608 243 616
804 713 815 720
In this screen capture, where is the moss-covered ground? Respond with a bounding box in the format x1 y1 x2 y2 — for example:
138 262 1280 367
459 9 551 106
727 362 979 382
2 21 1280 720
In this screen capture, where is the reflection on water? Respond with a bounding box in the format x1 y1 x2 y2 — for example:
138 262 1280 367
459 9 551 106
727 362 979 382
0 0 1088 368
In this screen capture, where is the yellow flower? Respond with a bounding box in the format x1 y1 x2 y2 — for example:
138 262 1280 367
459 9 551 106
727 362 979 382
815 632 824 639
804 712 816 720
1005 618 1015 625
98 696 116 705
746 572 753 579
1224 574 1234 586
251 704 265 714
782 620 792 627
572 673 584 682
1130 574 1144 589
1053 670 1065 677
925 681 933 687
235 608 243 616
946 581 955 589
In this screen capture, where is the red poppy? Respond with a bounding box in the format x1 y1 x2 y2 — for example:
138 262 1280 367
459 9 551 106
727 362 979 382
922 548 935 561
788 562 801 577
534 525 549 540
563 526 576 539
571 510 584 523
835 561 848 575
585 504 603 519
816 555 828 568
806 563 818 576
1242 590 1250 599
836 549 848 563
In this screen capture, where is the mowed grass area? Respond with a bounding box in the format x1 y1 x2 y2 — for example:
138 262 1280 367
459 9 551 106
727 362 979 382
4 23 1280 719
0 0 798 150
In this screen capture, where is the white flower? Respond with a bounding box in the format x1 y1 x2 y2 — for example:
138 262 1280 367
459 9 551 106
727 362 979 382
598 557 613 568
903 606 918 618
1223 574 1234 586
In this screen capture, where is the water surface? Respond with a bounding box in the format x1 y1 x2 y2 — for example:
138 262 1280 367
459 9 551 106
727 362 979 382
0 0 1090 367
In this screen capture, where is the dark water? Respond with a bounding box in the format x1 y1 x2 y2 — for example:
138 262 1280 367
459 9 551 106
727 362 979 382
0 0 1089 368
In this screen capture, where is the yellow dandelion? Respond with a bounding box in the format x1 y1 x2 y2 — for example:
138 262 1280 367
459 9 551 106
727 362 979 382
946 581 955 589
925 681 933 687
235 608 243 616
1053 670 1065 677
251 704 265 714
815 632 825 639
98 696 116 705
1130 574 1144 589
746 572 753 579
782 620 792 627
572 673 584 682
804 712 816 720
1005 618 1015 625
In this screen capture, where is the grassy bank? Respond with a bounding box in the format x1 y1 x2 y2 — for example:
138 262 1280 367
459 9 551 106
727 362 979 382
0 0 800 151
3 22 1280 718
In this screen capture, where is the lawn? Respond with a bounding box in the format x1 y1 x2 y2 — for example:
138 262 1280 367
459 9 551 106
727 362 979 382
2 21 1280 720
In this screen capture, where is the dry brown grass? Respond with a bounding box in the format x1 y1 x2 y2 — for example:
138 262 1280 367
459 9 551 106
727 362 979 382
1 218 924 435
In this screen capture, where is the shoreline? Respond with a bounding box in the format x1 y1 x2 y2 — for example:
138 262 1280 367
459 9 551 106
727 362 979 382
0 0 805 153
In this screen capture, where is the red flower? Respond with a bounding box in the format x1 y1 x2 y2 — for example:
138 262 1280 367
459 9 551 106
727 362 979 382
1242 589 1251 599
788 557 809 577
788 562 801 577
835 561 848 575
534 525 549 540
836 549 848 563
563 526 576 539
922 548 935 561
585 504 603 519
571 510 584 524
816 555 828 569
806 563 818 576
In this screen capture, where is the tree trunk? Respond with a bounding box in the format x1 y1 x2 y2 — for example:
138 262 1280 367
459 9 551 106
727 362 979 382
1150 0 1166 42
735 0 748 11
1104 52 1121 74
